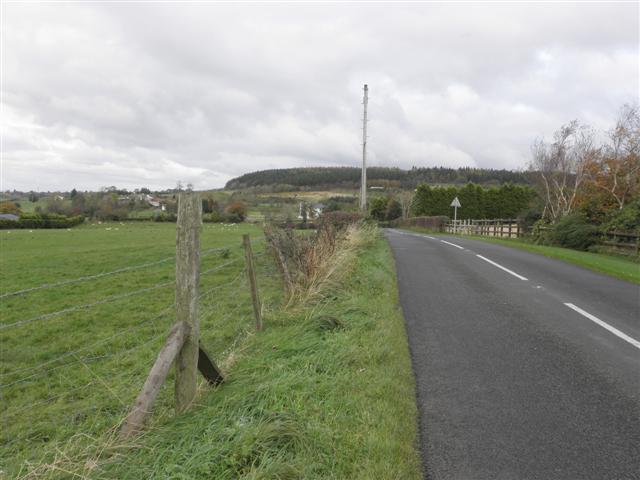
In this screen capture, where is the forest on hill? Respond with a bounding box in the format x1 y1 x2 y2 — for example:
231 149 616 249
225 167 532 191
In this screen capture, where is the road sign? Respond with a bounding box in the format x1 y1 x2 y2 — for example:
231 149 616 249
450 197 461 233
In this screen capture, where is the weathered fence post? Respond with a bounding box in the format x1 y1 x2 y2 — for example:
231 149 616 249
120 322 191 438
175 192 202 414
243 234 263 331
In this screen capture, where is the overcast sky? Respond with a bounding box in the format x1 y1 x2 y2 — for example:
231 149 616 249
2 2 638 192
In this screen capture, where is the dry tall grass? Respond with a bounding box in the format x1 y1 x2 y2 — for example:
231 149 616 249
264 221 377 307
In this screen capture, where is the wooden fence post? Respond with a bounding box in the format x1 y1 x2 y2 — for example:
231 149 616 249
175 192 202 414
120 322 190 438
243 234 263 331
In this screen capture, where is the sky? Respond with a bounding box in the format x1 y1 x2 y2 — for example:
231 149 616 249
1 2 638 192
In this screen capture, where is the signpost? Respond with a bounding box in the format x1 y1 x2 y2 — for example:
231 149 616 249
450 197 461 233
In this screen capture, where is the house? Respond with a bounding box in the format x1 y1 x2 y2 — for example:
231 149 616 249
0 214 19 221
297 202 325 220
136 194 165 210
311 203 325 216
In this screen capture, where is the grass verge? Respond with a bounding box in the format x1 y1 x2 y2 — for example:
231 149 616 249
93 233 421 479
402 226 640 285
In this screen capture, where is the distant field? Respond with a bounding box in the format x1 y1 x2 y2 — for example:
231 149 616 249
258 190 358 201
0 222 281 477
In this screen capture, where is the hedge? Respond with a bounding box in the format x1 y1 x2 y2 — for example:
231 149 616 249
0 214 85 229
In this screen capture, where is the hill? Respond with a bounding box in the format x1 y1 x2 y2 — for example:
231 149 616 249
225 166 532 191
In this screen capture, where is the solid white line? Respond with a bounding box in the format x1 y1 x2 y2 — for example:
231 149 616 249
475 254 528 281
564 303 640 350
440 240 464 250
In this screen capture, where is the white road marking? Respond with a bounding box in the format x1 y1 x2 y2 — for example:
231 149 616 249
476 254 528 281
425 235 436 240
564 303 640 350
440 240 464 250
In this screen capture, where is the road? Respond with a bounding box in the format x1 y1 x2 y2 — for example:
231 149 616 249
385 229 640 480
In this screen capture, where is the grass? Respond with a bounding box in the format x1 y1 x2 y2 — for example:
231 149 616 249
0 222 279 477
97 232 422 479
403 226 640 285
1 223 422 479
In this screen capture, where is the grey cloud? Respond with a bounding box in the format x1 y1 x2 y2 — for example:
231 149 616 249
2 3 638 191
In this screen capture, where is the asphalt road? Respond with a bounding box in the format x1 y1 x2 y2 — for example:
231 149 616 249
385 229 640 480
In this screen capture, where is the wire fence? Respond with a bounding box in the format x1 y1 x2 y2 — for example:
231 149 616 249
0 231 278 477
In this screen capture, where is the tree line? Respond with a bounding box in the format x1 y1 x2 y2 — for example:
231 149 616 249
225 166 532 191
412 183 535 219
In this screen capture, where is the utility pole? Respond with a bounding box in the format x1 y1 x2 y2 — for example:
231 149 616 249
360 84 369 212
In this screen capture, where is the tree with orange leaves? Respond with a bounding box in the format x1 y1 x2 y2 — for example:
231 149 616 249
583 104 640 211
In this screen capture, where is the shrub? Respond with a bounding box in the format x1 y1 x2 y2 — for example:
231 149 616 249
203 211 225 223
369 197 389 221
0 201 21 215
318 211 363 230
385 199 402 221
264 221 375 306
225 201 248 222
550 214 599 250
153 213 177 222
530 219 553 245
601 199 640 233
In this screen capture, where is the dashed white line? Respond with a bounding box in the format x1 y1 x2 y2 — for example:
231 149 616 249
425 235 436 240
564 303 640 350
440 240 464 250
476 254 528 281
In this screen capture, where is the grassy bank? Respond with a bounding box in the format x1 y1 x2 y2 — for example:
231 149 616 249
97 234 422 479
3 224 422 479
403 226 640 285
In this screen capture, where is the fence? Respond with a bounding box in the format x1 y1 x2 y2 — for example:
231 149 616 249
0 193 275 475
596 231 639 256
444 219 522 238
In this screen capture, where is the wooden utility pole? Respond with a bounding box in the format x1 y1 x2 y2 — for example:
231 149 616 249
175 192 202 414
243 234 263 331
360 84 369 212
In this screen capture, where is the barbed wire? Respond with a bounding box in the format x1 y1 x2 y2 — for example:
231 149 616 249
0 303 175 384
200 257 242 277
1 269 248 386
2 236 269 427
199 270 245 302
0 257 175 300
3 381 97 419
0 245 238 300
0 282 175 331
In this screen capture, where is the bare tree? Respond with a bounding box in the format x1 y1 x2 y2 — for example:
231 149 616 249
396 191 414 219
530 120 597 222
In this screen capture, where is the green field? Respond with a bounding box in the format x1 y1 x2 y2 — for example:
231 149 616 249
1 223 421 479
0 222 278 477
